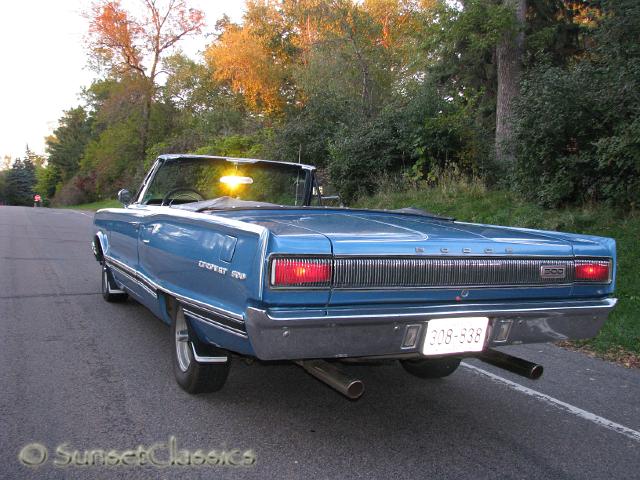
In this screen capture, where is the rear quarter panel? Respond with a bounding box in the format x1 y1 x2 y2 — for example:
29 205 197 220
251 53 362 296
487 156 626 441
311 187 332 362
137 208 266 317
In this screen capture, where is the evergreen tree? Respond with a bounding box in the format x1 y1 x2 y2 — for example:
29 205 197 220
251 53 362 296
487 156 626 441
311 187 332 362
6 158 37 206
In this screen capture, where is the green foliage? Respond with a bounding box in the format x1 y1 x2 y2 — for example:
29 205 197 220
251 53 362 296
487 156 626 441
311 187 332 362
162 53 251 143
418 0 516 133
42 0 639 214
82 118 143 197
267 49 364 166
46 107 93 182
35 163 60 199
62 199 121 211
0 170 7 204
193 135 265 158
422 0 515 57
524 0 598 66
512 0 640 208
328 83 488 202
5 158 37 206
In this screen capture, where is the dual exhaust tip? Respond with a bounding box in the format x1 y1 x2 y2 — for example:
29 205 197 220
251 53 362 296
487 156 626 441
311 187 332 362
295 360 365 400
477 348 544 380
296 349 543 400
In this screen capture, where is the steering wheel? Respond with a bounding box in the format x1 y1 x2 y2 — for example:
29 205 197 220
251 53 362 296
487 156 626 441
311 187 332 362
161 188 205 206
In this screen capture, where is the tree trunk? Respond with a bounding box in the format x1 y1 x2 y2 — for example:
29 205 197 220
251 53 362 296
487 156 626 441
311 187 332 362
137 85 153 180
495 0 526 168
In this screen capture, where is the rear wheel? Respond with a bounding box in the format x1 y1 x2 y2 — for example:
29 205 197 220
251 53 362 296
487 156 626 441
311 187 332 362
400 356 461 379
101 265 128 302
171 305 230 394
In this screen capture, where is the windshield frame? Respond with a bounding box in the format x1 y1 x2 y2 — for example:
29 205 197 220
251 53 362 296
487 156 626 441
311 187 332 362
134 155 316 208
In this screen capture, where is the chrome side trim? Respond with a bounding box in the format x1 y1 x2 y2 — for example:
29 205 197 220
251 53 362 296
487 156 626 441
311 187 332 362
171 294 243 323
137 279 158 299
109 262 137 283
190 343 228 363
181 305 245 327
257 228 270 300
107 260 158 299
106 255 136 276
97 206 268 237
103 254 244 323
183 308 247 338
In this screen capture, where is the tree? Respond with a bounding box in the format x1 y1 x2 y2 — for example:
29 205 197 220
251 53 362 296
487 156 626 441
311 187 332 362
86 0 205 159
46 107 93 183
0 170 7 204
5 157 37 206
206 0 398 118
159 53 253 150
512 0 640 207
495 0 526 168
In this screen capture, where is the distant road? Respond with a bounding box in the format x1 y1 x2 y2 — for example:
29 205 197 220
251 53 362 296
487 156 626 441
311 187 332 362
1 206 638 479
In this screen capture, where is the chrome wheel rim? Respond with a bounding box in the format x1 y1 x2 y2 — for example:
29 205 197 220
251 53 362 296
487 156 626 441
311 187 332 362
175 308 191 372
102 268 108 294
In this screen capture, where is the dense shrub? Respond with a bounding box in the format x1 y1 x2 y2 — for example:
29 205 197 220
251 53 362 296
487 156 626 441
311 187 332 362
512 0 640 208
51 172 97 206
328 84 488 203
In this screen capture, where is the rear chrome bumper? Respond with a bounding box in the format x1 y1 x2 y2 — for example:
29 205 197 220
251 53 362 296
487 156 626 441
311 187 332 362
245 298 617 360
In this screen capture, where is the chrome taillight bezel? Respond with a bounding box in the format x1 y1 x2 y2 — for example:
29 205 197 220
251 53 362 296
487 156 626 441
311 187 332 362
574 258 613 283
269 255 333 289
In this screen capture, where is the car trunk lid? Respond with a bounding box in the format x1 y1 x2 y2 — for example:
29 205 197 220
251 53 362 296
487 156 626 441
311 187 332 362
213 209 580 305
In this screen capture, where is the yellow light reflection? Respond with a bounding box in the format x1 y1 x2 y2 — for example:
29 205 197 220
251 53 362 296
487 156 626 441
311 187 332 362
220 175 253 190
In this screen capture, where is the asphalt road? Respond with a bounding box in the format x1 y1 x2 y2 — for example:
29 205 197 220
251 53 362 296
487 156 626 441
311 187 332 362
1 206 638 480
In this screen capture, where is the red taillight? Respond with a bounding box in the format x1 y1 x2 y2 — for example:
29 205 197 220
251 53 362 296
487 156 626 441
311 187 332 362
272 258 332 287
575 260 611 282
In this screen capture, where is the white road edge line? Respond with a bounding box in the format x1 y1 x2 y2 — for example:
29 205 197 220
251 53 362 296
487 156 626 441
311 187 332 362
461 362 640 443
69 210 93 217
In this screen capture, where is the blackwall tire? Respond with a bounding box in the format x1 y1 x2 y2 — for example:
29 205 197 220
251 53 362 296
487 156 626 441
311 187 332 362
171 304 230 394
400 356 461 379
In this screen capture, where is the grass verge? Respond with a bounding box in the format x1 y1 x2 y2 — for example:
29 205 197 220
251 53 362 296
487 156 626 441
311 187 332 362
355 181 639 363
62 199 120 211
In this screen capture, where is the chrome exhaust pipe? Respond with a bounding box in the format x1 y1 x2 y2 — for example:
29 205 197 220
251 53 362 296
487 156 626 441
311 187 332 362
295 360 365 399
477 349 544 380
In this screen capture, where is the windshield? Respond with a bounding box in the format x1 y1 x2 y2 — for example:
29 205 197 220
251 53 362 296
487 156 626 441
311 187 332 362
141 157 309 207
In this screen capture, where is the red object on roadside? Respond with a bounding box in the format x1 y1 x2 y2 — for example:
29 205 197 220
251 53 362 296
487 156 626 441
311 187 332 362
34 194 41 202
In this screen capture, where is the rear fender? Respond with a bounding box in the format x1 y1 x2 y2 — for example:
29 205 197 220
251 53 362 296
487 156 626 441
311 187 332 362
92 231 109 263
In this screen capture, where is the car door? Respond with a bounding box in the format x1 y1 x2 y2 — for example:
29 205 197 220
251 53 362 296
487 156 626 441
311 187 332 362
105 204 149 299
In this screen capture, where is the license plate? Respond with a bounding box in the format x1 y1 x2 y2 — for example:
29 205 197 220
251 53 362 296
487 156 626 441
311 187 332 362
422 317 489 356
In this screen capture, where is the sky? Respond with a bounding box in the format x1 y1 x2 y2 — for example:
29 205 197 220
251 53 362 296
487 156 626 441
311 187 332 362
0 0 245 163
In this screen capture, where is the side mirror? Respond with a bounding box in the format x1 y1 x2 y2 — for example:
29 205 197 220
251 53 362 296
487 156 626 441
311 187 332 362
117 189 132 206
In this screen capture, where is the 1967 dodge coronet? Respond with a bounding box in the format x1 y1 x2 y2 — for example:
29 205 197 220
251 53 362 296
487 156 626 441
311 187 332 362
92 155 617 398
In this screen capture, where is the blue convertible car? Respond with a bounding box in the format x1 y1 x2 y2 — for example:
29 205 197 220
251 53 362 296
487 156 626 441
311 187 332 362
93 155 617 398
